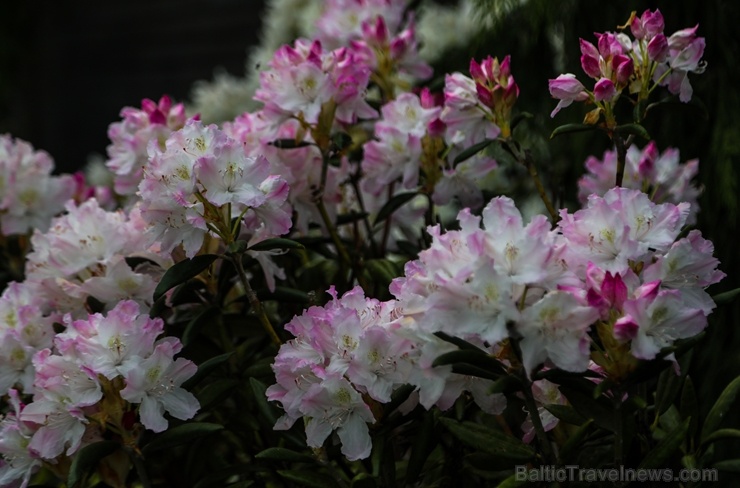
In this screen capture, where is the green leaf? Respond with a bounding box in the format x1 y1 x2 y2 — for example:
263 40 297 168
250 377 278 424
330 132 353 151
713 287 740 306
452 139 494 166
197 378 240 410
559 387 615 432
487 375 522 394
713 459 740 473
495 473 528 488
701 428 740 446
68 441 120 488
510 112 533 131
182 306 220 347
438 418 535 460
255 447 317 464
549 123 601 139
336 211 369 226
615 122 650 140
142 423 223 455
639 417 690 469
182 352 234 390
432 350 504 375
248 238 305 252
433 331 487 352
269 139 313 149
153 254 218 302
655 366 684 416
372 192 418 226
680 376 698 440
559 419 594 463
277 470 340 488
365 259 401 285
405 410 437 485
702 375 740 442
543 404 587 426
256 286 311 304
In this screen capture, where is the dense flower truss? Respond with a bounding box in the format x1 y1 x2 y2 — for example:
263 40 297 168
138 119 291 257
549 9 705 118
267 286 506 460
105 95 188 196
578 142 701 223
23 199 166 317
255 38 378 128
0 301 199 487
0 135 75 236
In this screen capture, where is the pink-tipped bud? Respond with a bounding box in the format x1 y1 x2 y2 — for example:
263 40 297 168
612 55 634 86
579 39 601 79
593 78 617 102
647 34 669 62
614 316 639 342
601 271 628 311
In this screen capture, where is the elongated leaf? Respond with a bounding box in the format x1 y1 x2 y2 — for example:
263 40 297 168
639 417 690 469
197 379 240 410
182 352 234 390
488 375 522 394
153 254 218 302
702 375 740 442
559 387 614 432
365 259 401 284
269 139 313 149
543 404 587 426
255 447 316 464
701 428 740 446
182 306 220 347
438 418 535 460
549 123 601 139
405 410 437 485
336 211 369 226
615 122 650 140
372 192 418 226
433 331 487 352
713 287 740 306
142 423 223 455
713 459 740 473
432 350 503 373
452 139 494 166
495 473 528 488
68 441 120 488
559 419 594 462
278 470 340 488
256 286 311 304
680 376 698 440
250 377 278 425
248 238 305 252
510 112 533 131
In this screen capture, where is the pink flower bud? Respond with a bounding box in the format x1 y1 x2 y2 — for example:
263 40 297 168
549 74 589 117
647 34 669 62
579 39 601 79
612 54 634 85
593 78 617 102
614 316 639 342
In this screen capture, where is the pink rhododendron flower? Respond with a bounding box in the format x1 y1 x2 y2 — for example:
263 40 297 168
0 135 75 235
105 95 188 195
119 340 199 433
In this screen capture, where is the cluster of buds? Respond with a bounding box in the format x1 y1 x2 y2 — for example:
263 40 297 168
549 9 706 123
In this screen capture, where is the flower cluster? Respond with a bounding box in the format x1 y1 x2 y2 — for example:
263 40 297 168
138 120 291 257
0 301 199 485
0 135 75 236
578 141 701 223
267 286 505 460
105 95 188 196
269 188 724 458
549 9 705 120
24 199 166 317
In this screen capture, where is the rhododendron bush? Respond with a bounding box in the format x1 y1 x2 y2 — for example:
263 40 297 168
0 2 737 487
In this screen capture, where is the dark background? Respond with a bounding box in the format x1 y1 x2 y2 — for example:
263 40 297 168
0 0 265 173
1 0 739 459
